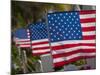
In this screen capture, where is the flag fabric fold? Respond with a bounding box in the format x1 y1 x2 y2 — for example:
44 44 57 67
28 22 50 56
13 28 31 48
47 10 96 67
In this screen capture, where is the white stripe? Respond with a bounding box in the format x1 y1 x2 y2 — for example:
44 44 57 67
81 22 95 27
17 41 30 44
32 49 50 53
16 39 30 42
32 39 48 43
51 40 95 46
80 14 95 19
19 45 30 47
53 53 96 63
52 46 95 54
32 43 49 48
83 31 95 36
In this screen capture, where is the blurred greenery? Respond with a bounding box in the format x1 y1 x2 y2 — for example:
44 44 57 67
11 1 87 74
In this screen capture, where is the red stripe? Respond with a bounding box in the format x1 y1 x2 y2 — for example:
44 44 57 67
81 43 96 46
53 49 96 58
32 52 50 56
51 43 95 50
82 26 95 32
54 56 95 67
32 41 49 45
83 35 96 40
54 56 81 67
80 10 96 15
80 18 96 23
52 44 81 50
32 46 50 50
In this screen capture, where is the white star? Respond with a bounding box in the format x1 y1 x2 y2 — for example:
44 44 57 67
71 13 73 15
61 19 63 22
58 38 60 40
52 23 54 26
66 34 68 36
57 32 59 34
62 31 65 33
64 22 66 24
78 24 80 26
55 20 57 23
68 30 71 33
71 33 74 36
58 17 60 19
59 29 62 31
76 18 79 21
62 25 64 28
73 30 75 32
60 13 63 16
51 39 53 41
79 36 81 38
69 16 71 18
73 16 76 18
54 14 56 16
50 33 53 35
78 30 81 32
68 25 70 27
50 27 52 29
56 26 58 28
60 34 63 36
75 12 78 15
66 13 68 15
76 33 79 35
70 22 72 24
69 36 71 39
72 18 74 21
65 28 67 30
53 29 55 31
58 22 61 25
74 36 76 39
63 16 66 18
64 37 66 39
51 17 54 20
70 27 73 30
75 21 77 24
48 15 50 17
49 21 51 23
54 35 56 37
75 27 78 30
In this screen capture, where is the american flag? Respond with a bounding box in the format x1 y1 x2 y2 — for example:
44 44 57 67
28 22 50 56
47 10 96 67
13 28 31 48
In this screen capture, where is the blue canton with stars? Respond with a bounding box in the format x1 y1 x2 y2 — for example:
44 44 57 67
28 22 48 40
47 11 83 42
14 28 29 39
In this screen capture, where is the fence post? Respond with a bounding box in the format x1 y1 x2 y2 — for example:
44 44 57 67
40 54 54 72
22 50 28 73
